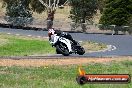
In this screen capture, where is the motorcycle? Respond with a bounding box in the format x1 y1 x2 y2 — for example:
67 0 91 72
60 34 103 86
49 33 85 56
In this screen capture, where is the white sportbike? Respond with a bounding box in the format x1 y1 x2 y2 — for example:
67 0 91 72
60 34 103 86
49 34 85 56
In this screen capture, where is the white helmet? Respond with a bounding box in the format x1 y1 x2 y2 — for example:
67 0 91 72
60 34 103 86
48 28 55 37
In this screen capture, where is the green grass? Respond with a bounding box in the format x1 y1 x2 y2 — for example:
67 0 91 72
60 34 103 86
0 60 132 88
0 34 55 56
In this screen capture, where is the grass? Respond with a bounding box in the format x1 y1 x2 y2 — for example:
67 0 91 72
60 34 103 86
0 33 55 56
0 60 132 88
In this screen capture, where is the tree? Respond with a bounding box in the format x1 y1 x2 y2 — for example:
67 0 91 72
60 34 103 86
69 0 98 32
2 0 68 27
3 0 33 26
69 0 98 23
99 0 132 34
97 0 106 13
37 0 68 29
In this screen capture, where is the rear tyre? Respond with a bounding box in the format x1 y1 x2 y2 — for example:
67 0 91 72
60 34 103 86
77 46 85 55
56 43 70 56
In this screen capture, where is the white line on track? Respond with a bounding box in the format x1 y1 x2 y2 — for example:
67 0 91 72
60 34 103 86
79 41 83 43
100 44 117 53
7 33 11 35
111 45 117 51
16 34 20 36
107 45 112 51
27 35 32 37
37 36 41 38
43 37 48 38
107 45 117 51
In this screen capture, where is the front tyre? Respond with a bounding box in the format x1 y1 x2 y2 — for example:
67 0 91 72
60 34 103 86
56 49 61 54
56 43 70 56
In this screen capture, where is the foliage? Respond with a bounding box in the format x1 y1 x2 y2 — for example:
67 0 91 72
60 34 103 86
2 0 67 13
3 0 33 26
30 0 46 13
69 0 98 23
2 0 68 26
97 0 106 13
99 0 132 27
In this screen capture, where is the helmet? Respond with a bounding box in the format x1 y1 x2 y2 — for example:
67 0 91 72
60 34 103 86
48 28 55 37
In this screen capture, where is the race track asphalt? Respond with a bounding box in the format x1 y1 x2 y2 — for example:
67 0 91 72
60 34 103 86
0 28 132 57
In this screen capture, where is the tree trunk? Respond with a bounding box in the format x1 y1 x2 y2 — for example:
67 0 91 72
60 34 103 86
81 23 87 32
81 17 87 32
114 26 119 35
47 10 55 29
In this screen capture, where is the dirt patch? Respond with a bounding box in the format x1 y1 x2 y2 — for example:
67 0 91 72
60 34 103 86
80 41 106 53
0 57 132 67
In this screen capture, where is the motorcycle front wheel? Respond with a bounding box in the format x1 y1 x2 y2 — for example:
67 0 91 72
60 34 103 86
56 43 70 56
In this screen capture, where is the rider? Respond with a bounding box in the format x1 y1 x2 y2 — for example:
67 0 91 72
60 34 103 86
48 28 78 45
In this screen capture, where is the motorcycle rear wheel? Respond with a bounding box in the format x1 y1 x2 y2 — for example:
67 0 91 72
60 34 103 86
76 46 85 55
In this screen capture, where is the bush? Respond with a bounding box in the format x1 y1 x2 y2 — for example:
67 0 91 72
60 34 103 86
99 0 132 33
5 0 33 26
